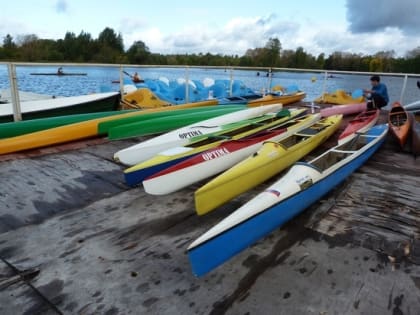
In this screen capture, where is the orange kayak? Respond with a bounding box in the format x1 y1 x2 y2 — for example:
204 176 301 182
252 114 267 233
388 101 411 148
247 92 306 107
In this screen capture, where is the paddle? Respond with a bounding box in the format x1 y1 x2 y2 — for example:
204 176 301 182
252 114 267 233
123 70 133 79
417 80 420 89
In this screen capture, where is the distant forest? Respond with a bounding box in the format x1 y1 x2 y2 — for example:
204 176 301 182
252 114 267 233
1 27 419 73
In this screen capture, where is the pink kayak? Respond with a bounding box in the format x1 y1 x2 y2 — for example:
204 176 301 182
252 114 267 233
320 102 367 117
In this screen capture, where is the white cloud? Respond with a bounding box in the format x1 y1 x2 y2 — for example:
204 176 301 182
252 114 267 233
2 1 419 58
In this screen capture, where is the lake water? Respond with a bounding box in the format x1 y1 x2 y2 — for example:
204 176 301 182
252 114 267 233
0 64 419 109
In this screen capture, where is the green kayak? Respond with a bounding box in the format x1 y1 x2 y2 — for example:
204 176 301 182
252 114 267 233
108 107 246 140
0 110 136 139
97 105 246 135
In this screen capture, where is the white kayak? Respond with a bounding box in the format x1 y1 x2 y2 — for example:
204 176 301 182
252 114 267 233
187 123 389 276
113 104 283 165
142 113 321 195
0 92 119 117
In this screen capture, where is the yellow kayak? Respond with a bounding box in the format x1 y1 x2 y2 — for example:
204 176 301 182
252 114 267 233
0 101 218 155
314 89 364 105
121 88 169 108
121 88 218 109
247 91 306 107
194 114 343 215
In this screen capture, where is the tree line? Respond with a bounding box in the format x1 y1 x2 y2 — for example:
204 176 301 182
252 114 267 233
1 27 419 73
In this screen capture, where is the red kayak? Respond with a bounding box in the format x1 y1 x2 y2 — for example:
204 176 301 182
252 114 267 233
338 109 380 144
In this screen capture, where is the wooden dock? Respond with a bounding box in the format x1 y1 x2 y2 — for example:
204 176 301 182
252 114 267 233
0 108 419 314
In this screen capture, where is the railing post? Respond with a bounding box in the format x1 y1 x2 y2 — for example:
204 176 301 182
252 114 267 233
321 71 328 102
7 63 22 121
119 65 124 96
399 74 408 104
267 68 273 93
229 68 233 97
185 66 190 103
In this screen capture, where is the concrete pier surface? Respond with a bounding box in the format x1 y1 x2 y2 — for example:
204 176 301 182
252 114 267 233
0 109 419 314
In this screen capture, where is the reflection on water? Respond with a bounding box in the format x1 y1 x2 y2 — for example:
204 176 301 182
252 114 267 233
0 65 418 107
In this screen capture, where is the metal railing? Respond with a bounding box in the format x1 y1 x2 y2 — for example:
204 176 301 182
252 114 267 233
1 61 419 122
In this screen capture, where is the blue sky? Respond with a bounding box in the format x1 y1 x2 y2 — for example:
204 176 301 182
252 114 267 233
1 0 419 57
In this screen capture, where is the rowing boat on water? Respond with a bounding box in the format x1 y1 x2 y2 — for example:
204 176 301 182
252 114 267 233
30 72 87 76
188 123 389 276
123 109 308 187
192 115 342 215
113 104 284 166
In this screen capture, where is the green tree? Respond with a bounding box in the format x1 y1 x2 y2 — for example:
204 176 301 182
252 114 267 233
60 32 79 61
97 27 124 53
16 34 40 61
95 27 125 63
126 40 150 64
76 31 95 61
294 47 307 68
265 37 281 66
369 57 383 72
315 53 325 69
2 34 16 59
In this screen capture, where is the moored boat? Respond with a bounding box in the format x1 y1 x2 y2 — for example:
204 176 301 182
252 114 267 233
188 124 389 276
403 99 420 113
123 109 310 187
314 89 365 105
113 104 284 166
338 109 380 145
107 107 247 140
0 104 238 155
247 91 306 107
193 115 342 215
0 89 55 103
0 110 135 139
388 101 411 148
320 102 366 117
98 105 246 136
143 113 331 196
121 88 218 109
0 92 120 123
